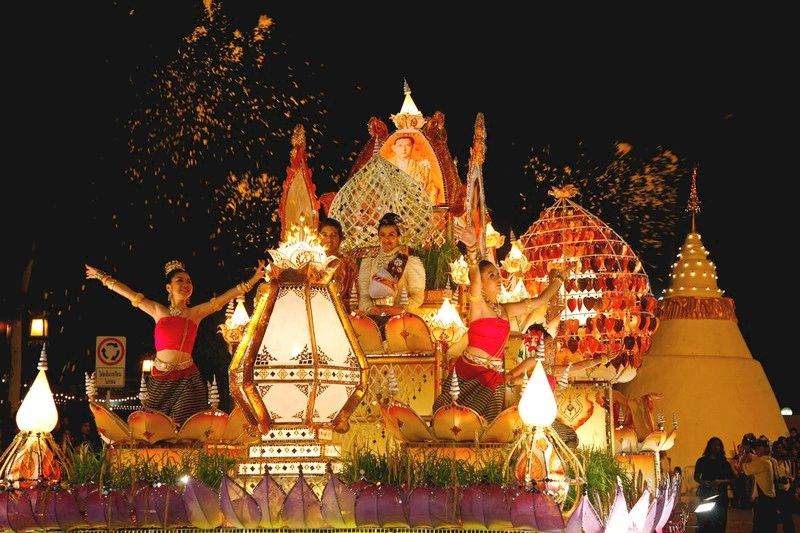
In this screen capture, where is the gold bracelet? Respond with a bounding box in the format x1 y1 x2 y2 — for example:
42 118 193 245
97 271 109 285
237 280 253 294
131 293 145 308
106 278 118 291
524 299 536 312
468 293 481 302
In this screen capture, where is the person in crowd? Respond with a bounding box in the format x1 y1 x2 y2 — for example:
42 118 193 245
86 259 265 425
772 440 796 533
736 437 779 532
357 212 425 316
318 216 357 312
694 436 735 533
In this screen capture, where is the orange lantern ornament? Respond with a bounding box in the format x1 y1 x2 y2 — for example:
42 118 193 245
516 185 658 383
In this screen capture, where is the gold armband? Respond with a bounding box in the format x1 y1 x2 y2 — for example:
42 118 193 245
105 277 117 291
524 299 537 312
468 293 481 302
131 293 145 308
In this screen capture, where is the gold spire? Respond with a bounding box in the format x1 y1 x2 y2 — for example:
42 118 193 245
664 232 723 298
686 164 701 233
391 79 425 130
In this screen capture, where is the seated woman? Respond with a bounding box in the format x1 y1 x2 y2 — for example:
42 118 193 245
319 216 358 313
86 259 266 425
357 212 426 316
432 223 568 423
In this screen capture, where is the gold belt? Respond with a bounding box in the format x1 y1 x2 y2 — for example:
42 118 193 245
154 356 193 372
463 349 504 371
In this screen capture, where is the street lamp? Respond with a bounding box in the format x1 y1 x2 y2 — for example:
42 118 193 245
29 317 48 338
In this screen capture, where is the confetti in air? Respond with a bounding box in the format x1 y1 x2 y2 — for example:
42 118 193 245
522 141 683 288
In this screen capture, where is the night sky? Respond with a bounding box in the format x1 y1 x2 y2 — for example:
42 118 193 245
2 3 796 413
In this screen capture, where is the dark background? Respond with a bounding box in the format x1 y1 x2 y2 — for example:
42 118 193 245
2 3 796 417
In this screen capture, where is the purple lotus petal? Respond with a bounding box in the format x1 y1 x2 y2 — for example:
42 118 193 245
487 485 514 529
655 482 678 533
0 491 11 531
510 491 539 530
653 484 670 533
407 487 433 528
355 484 407 528
252 472 285 528
320 474 356 528
85 489 133 530
605 480 630 533
643 498 658 533
565 496 603 533
7 490 38 532
133 485 160 528
48 490 87 531
72 482 97 514
282 470 324 529
219 474 261 528
425 486 458 528
152 484 189 528
629 487 651 533
532 492 564 532
460 484 489 529
181 475 223 529
32 487 58 530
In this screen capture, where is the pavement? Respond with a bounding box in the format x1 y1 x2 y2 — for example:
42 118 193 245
683 505 800 532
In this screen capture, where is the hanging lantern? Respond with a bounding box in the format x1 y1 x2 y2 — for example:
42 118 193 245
517 185 658 382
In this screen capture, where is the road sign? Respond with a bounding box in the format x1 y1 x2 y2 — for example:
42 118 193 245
96 336 126 388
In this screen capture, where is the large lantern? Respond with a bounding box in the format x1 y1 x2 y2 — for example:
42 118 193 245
519 185 658 382
229 224 368 480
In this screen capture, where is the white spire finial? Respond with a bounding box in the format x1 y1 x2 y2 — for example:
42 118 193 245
37 343 48 371
225 299 235 321
387 366 399 396
139 374 148 405
209 375 220 409
349 283 359 312
449 370 460 403
520 370 529 395
85 371 97 402
617 404 626 428
672 412 678 429
403 78 411 95
656 412 665 431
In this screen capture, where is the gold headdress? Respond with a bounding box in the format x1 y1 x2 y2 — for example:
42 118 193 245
164 260 187 277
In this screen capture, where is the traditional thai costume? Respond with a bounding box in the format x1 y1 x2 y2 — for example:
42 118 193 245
357 246 425 313
145 316 208 425
432 317 509 423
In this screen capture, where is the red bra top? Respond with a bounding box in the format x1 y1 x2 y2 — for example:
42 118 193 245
467 317 510 358
154 316 198 353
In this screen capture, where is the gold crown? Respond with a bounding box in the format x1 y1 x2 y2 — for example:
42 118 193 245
164 260 186 277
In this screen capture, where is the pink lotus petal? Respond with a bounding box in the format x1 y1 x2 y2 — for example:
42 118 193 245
7 490 38 532
152 484 189 528
565 495 604 533
355 484 407 528
252 472 285 528
510 491 539 530
219 474 261 528
181 475 223 529
282 469 324 529
532 492 564 532
320 474 356 528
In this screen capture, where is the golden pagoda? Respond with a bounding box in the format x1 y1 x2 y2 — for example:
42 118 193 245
618 166 787 478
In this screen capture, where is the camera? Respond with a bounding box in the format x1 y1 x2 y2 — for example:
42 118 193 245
742 434 758 448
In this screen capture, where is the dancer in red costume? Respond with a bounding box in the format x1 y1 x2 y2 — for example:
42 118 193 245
86 259 266 425
432 223 569 423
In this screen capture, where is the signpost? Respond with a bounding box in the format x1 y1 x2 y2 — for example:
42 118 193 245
95 336 126 388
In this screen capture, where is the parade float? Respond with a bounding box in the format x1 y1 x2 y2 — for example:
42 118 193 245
0 87 688 532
